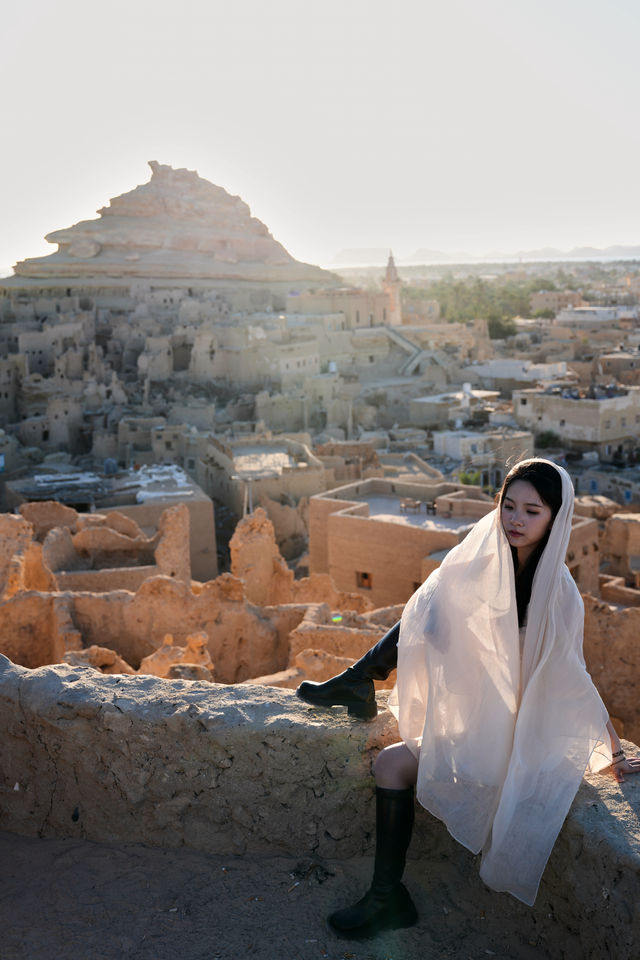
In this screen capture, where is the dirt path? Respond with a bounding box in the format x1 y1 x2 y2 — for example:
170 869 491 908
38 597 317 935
1 831 550 960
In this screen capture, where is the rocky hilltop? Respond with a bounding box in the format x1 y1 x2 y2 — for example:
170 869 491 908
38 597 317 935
13 161 336 285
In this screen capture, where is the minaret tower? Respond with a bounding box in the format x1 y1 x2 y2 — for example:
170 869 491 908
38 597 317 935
383 251 402 326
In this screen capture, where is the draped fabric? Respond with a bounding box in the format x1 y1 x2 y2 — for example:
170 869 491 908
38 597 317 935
388 459 611 905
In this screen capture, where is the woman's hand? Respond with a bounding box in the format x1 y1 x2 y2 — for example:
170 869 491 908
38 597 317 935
608 755 640 783
604 722 640 783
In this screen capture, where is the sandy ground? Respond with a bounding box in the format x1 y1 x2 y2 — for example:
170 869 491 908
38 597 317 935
0 831 550 960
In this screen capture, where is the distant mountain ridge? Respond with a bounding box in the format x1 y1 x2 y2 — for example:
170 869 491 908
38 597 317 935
331 244 640 266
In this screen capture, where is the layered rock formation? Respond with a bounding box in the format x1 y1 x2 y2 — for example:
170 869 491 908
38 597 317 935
13 161 337 286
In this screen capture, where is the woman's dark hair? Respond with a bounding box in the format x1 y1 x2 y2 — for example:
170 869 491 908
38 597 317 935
498 460 563 626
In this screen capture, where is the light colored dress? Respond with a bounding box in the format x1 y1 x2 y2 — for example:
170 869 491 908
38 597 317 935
389 459 611 905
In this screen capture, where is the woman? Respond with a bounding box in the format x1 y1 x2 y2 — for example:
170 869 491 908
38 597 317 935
317 458 639 939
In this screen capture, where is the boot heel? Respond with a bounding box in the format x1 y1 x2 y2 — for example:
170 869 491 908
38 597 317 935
347 699 377 720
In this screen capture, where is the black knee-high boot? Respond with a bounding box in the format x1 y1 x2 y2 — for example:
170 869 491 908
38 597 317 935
295 621 400 719
329 786 417 939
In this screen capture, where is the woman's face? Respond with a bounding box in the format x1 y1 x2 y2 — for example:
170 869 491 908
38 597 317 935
501 479 553 562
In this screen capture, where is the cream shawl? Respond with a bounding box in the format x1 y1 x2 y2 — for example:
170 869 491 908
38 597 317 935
389 459 611 905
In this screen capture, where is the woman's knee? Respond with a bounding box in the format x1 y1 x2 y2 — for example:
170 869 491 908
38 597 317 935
374 742 418 789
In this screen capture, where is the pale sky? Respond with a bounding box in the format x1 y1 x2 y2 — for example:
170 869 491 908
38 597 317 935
2 0 639 272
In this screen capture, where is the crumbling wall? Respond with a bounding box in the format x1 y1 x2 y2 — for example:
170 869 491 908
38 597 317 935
0 594 82 667
288 604 384 662
258 493 308 560
583 595 640 744
247 602 400 691
19 500 78 541
601 513 640 579
64 645 136 675
230 507 372 610
1 656 638 960
0 514 57 600
53 566 160 593
35 502 191 590
0 574 282 682
152 504 191 583
599 574 640 608
138 633 214 681
69 574 281 682
229 507 297 605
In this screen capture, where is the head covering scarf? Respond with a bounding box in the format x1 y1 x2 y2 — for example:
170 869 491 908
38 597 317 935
388 458 611 905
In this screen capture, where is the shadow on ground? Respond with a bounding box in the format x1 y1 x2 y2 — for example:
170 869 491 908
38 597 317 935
1 831 552 960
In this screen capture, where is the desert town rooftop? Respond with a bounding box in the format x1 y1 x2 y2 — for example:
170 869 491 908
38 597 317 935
5 463 203 509
346 492 476 533
231 444 301 479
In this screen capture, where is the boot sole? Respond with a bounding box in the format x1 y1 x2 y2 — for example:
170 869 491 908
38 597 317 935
295 689 378 720
328 902 418 939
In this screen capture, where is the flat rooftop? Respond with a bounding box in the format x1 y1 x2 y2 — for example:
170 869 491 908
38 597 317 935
7 464 208 508
356 493 478 532
232 444 298 479
108 464 203 503
412 389 499 403
378 455 436 478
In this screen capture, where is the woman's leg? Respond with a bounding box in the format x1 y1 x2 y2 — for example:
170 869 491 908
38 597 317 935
374 741 419 789
296 620 400 720
328 742 418 939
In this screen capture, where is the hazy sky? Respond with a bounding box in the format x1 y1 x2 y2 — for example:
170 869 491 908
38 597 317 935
2 0 639 271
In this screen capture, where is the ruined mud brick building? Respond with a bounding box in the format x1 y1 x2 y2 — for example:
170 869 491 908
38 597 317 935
0 494 636 739
5 463 217 583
